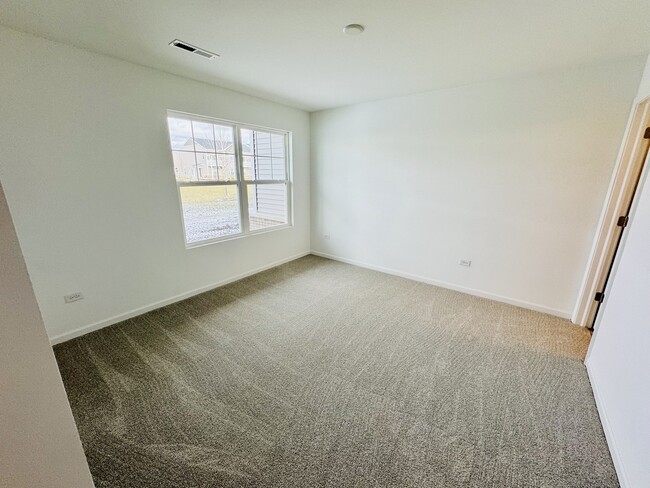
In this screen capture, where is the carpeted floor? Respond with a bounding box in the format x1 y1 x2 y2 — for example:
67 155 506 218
54 255 618 487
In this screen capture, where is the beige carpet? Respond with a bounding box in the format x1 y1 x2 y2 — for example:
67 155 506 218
54 255 617 487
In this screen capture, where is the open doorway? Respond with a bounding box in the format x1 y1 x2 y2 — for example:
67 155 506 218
573 97 650 328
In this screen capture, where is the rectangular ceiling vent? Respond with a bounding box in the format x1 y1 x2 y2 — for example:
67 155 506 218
169 39 219 60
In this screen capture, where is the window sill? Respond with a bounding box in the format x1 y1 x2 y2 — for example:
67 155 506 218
184 223 293 249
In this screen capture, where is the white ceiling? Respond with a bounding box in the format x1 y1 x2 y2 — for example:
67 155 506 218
1 0 649 111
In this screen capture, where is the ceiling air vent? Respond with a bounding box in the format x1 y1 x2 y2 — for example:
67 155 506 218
169 39 219 59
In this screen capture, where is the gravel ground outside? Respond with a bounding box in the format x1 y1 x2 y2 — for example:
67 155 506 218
180 186 240 243
179 186 284 243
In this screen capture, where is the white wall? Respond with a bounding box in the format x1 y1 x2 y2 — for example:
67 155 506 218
0 27 310 342
586 55 650 488
0 183 95 488
311 59 644 316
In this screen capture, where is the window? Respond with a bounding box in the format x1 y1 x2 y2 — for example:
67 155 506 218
166 112 291 246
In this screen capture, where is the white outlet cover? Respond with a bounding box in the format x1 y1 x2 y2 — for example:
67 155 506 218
64 292 84 303
458 259 472 267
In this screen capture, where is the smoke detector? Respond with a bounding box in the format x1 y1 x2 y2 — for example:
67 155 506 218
343 24 365 35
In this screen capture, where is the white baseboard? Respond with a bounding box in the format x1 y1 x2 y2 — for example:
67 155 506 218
50 249 571 345
49 251 311 345
310 250 572 319
585 360 629 488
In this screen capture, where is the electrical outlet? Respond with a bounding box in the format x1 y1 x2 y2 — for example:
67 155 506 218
458 259 472 267
64 292 84 303
323 234 331 240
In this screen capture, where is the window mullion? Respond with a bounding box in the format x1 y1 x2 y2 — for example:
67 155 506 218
212 124 220 181
234 124 249 234
285 133 291 226
189 121 200 181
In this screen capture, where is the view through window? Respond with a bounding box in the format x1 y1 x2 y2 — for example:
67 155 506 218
167 113 291 245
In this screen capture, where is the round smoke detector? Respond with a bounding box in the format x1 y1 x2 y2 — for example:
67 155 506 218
343 24 365 35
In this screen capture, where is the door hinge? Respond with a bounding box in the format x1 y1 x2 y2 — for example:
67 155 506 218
594 291 605 303
645 127 650 139
617 215 629 228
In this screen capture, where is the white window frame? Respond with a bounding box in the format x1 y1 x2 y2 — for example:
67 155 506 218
166 110 293 248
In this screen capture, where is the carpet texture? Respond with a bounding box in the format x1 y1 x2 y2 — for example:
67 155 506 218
54 255 618 487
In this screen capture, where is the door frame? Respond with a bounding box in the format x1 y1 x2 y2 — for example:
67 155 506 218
573 96 650 327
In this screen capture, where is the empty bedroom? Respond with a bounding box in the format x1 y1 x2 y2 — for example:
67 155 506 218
1 1 650 487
